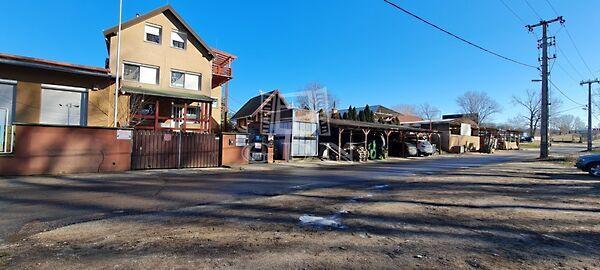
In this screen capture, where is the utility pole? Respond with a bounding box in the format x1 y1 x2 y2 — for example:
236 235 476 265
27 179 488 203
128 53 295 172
580 79 600 151
527 16 564 159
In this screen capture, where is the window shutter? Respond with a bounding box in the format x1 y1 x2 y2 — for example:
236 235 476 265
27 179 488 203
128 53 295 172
184 74 199 90
172 31 185 43
145 25 160 36
140 66 158 84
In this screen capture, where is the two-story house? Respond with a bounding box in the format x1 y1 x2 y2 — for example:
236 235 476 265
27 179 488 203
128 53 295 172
102 5 234 132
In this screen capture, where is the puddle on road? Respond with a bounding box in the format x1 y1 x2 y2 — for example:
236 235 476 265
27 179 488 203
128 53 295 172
299 210 348 229
368 184 391 190
349 194 373 202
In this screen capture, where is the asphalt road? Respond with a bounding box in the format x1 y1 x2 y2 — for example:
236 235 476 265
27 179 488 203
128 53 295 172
0 150 543 244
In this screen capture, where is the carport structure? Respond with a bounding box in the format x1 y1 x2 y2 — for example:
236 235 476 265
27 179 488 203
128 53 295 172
479 127 521 151
324 118 438 160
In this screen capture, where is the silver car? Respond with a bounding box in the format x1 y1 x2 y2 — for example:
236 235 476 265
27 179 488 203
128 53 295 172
417 140 434 156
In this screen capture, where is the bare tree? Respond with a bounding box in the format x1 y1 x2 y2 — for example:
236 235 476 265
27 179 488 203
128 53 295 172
552 114 581 134
455 91 502 124
392 104 417 115
417 103 440 121
512 89 541 136
295 82 338 112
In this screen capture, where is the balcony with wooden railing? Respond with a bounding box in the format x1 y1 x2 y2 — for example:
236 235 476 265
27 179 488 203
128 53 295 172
212 49 236 88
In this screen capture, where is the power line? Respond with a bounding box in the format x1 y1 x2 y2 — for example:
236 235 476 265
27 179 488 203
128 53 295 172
555 44 584 79
548 79 585 106
523 0 542 19
383 0 538 69
562 27 594 76
544 0 560 16
498 0 539 39
556 62 582 85
554 104 585 115
543 0 595 76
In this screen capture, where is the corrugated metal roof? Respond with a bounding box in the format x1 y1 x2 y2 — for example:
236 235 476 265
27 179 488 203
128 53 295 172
122 87 214 102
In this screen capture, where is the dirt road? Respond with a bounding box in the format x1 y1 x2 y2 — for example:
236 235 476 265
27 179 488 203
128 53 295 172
1 151 598 269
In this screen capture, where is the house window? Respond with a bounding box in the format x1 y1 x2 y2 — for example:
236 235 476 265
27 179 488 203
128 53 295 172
40 85 87 126
144 24 161 44
124 63 159 85
212 96 219 108
171 30 187 49
0 81 16 153
170 70 201 90
186 106 199 120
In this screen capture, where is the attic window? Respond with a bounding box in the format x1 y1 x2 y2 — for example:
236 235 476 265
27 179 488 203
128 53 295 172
144 24 161 44
171 30 187 49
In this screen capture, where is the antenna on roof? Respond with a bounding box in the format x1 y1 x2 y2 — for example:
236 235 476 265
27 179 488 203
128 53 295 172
136 13 140 18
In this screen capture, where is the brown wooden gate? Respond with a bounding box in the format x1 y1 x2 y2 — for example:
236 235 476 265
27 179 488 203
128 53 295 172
131 130 220 170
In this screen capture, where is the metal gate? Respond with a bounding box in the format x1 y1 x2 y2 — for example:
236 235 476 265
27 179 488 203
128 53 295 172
131 130 220 170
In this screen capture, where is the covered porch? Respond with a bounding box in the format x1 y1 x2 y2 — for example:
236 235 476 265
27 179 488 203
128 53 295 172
123 87 214 132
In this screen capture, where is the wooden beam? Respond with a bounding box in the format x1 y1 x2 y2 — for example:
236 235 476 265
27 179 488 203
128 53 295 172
154 99 160 131
338 128 344 161
183 103 188 132
362 128 370 149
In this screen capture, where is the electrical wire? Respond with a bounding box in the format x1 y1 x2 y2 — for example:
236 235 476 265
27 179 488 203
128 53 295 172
498 0 539 40
556 44 584 79
554 104 585 115
548 79 585 106
562 26 595 76
383 0 538 69
523 0 542 20
543 0 595 76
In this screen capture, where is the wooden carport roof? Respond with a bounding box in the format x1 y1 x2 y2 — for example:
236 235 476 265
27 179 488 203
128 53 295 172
328 118 438 133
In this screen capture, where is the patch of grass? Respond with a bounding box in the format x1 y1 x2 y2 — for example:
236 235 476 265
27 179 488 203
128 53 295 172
538 155 578 167
0 251 10 267
520 142 540 149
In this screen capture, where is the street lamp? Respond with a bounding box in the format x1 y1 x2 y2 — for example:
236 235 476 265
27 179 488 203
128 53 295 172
60 103 80 125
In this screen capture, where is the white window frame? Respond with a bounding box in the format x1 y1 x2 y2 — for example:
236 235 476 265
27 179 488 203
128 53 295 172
170 69 201 91
144 23 162 44
0 79 16 154
122 62 160 85
170 29 187 50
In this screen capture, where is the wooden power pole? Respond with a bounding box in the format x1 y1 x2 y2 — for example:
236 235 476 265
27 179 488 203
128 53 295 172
580 79 600 151
527 16 564 159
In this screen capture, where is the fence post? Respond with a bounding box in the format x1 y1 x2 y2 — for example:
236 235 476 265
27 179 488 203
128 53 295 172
177 132 182 169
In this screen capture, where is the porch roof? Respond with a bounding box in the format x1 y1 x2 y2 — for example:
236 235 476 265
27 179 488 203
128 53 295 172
122 87 214 102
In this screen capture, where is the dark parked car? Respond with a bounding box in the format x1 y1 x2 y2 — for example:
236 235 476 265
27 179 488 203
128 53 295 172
520 136 534 143
575 154 600 176
402 142 418 157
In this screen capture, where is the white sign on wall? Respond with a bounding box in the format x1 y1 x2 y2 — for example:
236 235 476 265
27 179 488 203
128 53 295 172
116 129 133 140
460 123 472 136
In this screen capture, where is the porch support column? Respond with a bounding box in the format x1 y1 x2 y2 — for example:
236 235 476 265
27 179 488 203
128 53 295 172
208 101 213 132
385 130 393 158
362 128 371 149
400 131 405 157
349 129 353 160
154 99 160 131
183 103 188 132
338 128 344 161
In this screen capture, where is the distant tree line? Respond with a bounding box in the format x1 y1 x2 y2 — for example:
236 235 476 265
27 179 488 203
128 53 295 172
342 105 377 123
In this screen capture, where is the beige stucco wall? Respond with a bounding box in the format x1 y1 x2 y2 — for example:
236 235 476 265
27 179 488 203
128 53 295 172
211 85 222 125
107 11 225 128
14 82 41 123
1 64 115 127
88 84 130 127
107 12 213 100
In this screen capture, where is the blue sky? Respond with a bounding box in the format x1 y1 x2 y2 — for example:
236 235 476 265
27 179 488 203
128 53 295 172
1 0 599 125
